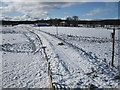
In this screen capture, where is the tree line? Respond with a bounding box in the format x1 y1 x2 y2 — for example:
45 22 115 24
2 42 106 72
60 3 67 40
0 16 120 28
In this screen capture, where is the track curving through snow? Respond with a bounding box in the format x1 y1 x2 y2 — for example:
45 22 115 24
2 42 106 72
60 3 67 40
2 26 50 88
32 28 118 88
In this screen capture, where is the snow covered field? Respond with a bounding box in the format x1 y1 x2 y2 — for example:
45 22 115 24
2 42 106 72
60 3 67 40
1 25 49 88
1 25 119 88
39 26 119 67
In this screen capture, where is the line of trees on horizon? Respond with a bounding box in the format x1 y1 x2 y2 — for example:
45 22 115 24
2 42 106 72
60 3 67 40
0 16 120 28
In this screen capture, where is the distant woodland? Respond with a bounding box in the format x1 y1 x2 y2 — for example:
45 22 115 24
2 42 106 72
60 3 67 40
0 18 120 28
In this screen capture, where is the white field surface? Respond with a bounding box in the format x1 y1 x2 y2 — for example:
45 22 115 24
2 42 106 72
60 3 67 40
1 25 49 88
39 26 119 66
39 26 118 39
1 25 119 88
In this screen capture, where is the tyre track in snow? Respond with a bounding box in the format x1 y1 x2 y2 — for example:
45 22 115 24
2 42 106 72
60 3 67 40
34 31 95 88
39 30 118 77
25 28 43 54
33 29 118 88
26 27 55 88
2 26 50 88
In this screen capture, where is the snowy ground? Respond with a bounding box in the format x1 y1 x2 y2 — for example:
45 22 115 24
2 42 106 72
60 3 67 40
1 25 49 88
39 26 119 67
1 25 119 88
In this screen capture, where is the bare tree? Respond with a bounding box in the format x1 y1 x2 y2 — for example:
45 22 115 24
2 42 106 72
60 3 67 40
66 17 72 26
72 16 79 27
72 16 78 21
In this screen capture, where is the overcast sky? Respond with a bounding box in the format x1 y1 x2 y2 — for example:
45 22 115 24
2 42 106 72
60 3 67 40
0 0 119 20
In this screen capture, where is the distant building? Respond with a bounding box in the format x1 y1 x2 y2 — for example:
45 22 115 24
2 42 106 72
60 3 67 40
12 23 18 26
60 21 68 26
34 23 49 26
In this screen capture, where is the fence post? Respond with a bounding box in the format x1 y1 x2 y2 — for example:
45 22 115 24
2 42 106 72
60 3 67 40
42 46 53 89
111 28 115 66
50 74 53 89
56 25 58 36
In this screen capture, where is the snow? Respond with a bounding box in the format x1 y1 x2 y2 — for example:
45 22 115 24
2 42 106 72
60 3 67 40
2 52 49 88
39 27 118 39
57 34 119 66
1 25 49 88
0 51 2 89
33 30 118 88
1 25 119 88
38 26 119 67
0 26 2 89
